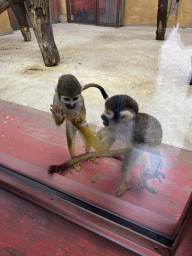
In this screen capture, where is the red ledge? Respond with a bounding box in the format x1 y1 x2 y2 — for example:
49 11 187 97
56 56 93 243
0 151 180 236
0 99 192 239
0 169 170 256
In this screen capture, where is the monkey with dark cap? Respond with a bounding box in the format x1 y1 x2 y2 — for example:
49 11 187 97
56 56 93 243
50 74 108 172
50 94 164 196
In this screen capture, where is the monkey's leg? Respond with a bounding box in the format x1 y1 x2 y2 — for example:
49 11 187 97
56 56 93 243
139 152 158 194
11 1 31 41
66 122 81 172
79 125 99 164
116 148 139 197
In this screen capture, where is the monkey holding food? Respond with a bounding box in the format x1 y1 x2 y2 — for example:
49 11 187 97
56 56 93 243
50 74 108 171
52 94 164 196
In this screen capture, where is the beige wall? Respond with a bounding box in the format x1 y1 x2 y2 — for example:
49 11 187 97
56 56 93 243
123 0 192 26
123 0 157 25
59 0 67 22
0 11 12 35
175 0 192 26
60 0 192 26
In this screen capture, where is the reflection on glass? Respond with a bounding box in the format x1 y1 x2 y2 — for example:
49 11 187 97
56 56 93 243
50 25 192 242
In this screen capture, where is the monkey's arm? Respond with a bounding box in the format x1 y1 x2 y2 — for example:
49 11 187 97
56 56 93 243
50 104 66 127
71 121 115 152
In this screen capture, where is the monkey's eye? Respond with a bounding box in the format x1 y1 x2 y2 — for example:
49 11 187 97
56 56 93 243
73 96 79 101
63 98 70 102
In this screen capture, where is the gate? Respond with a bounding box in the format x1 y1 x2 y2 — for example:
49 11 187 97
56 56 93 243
66 0 124 27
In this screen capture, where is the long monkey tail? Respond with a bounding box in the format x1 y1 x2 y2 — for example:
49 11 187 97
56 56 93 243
82 83 108 100
48 148 126 174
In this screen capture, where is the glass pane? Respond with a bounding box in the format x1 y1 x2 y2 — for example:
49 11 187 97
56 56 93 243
0 1 192 246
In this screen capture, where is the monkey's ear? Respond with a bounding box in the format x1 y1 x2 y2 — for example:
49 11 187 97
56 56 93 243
120 110 135 121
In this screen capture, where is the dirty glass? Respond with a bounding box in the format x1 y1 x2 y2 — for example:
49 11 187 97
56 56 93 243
0 0 192 248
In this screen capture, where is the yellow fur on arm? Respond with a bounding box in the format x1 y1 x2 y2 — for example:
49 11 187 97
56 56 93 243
71 122 111 152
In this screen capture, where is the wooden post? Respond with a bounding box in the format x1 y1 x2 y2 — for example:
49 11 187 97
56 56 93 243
156 0 169 40
25 0 60 66
11 1 31 41
0 0 12 14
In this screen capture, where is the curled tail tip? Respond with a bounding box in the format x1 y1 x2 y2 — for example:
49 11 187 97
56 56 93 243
48 165 57 174
83 83 108 100
104 93 108 100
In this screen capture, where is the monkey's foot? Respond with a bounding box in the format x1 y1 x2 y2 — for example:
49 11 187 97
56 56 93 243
73 163 81 172
116 181 131 197
142 180 158 194
87 157 99 164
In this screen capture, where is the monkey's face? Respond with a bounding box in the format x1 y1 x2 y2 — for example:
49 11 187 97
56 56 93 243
101 108 135 127
56 74 83 110
101 109 114 126
60 95 81 110
101 95 138 127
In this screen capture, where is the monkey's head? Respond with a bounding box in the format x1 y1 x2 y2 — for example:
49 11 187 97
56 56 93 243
101 95 139 126
57 74 82 110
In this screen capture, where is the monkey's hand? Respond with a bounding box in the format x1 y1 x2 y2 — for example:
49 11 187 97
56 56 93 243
50 104 66 126
71 111 85 127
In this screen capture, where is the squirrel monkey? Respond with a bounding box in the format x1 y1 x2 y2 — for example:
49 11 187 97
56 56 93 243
49 74 108 172
52 94 164 196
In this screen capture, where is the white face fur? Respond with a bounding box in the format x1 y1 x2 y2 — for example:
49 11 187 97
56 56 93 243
103 109 135 125
119 110 135 122
60 95 81 105
103 109 114 120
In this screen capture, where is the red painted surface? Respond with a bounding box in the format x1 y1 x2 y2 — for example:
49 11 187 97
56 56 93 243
0 99 192 239
71 0 95 22
1 188 137 256
1 170 165 256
